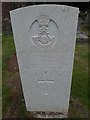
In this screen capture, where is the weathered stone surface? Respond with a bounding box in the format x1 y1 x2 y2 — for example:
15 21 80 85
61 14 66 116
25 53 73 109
10 5 79 115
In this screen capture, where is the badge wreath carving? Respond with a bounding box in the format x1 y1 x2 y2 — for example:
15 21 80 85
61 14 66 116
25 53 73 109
31 14 58 48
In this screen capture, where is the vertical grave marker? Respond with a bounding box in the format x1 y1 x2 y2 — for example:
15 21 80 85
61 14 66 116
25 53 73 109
10 5 79 117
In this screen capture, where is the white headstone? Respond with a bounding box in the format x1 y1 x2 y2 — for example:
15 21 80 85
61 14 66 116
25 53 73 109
10 5 79 116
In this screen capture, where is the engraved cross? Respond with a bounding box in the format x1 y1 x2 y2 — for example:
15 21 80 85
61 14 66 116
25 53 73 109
38 72 54 95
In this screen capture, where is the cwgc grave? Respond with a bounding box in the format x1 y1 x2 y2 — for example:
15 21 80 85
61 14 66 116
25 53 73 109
10 5 79 118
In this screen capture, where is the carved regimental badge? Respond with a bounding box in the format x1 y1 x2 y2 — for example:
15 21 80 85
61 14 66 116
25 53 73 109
31 14 58 48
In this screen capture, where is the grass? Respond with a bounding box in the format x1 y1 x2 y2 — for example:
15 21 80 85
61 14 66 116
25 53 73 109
2 34 16 116
71 43 88 108
2 33 88 117
2 34 15 69
2 33 15 112
81 23 90 36
2 83 12 114
0 35 2 119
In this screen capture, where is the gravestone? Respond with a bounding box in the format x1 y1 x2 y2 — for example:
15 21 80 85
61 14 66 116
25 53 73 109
10 5 79 118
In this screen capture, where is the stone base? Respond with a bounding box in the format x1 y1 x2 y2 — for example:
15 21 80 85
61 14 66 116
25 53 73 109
32 112 68 118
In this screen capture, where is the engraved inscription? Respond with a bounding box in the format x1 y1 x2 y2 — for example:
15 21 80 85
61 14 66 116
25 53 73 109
38 71 55 95
38 79 54 95
32 14 56 48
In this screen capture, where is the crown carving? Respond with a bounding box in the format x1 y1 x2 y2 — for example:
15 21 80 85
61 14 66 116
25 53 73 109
37 15 50 26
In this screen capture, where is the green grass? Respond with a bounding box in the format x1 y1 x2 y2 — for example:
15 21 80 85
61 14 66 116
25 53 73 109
2 34 88 117
2 34 15 69
81 23 90 36
17 99 28 118
2 83 12 114
2 34 16 116
0 37 2 119
0 44 2 69
71 43 88 108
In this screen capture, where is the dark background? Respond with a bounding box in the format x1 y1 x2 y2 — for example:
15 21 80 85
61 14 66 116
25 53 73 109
2 2 89 19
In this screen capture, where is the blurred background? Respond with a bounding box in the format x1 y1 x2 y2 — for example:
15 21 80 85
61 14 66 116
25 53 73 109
2 2 90 39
